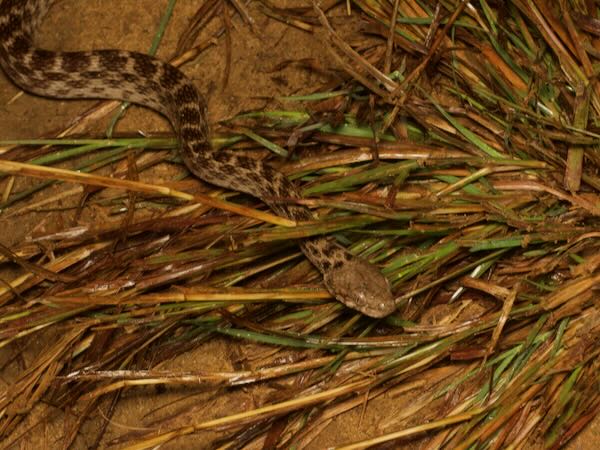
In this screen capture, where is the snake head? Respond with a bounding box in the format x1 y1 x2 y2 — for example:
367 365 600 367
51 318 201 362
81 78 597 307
323 257 396 318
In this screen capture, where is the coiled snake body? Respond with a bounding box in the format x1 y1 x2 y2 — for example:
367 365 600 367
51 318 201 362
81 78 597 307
0 0 395 317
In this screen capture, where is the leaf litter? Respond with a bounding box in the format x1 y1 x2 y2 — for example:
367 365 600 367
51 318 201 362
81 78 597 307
1 0 600 448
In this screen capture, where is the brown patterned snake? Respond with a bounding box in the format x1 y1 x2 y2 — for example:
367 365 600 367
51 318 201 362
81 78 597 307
0 0 396 317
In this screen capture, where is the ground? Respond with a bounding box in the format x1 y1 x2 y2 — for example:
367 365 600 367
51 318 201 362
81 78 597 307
0 0 598 448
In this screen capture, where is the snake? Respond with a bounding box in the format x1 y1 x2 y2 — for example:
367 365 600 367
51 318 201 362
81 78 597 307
0 0 396 317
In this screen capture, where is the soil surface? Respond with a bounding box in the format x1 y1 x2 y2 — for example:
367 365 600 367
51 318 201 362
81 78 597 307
0 1 598 448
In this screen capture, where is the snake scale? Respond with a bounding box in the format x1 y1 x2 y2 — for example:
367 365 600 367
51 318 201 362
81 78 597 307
0 0 395 317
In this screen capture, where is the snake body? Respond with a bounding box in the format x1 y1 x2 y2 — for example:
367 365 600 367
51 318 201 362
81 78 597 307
0 0 395 317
